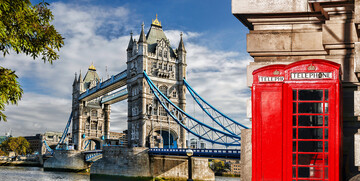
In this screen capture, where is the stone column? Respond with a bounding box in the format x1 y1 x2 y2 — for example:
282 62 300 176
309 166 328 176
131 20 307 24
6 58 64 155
240 129 252 181
103 104 111 139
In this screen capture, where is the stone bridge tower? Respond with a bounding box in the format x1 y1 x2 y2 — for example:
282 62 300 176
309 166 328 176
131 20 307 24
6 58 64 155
126 15 187 148
72 64 110 150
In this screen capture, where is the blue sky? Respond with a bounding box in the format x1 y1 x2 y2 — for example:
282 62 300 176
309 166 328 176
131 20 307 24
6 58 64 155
0 0 252 136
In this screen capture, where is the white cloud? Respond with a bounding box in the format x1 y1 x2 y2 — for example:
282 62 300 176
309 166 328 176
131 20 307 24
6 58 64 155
1 2 252 137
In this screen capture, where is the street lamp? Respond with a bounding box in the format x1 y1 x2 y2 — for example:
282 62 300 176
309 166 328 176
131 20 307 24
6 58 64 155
186 149 193 181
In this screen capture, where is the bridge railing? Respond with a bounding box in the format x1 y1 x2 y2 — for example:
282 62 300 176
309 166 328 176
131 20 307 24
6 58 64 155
84 150 103 162
148 148 240 159
79 70 127 100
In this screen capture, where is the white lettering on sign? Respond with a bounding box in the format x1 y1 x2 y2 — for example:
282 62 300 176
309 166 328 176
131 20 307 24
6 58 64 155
291 72 332 80
258 76 284 82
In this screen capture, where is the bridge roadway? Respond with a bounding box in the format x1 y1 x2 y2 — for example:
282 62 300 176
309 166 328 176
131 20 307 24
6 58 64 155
78 70 128 102
84 148 240 160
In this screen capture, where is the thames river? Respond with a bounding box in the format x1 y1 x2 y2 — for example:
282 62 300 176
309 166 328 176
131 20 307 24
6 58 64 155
0 166 240 181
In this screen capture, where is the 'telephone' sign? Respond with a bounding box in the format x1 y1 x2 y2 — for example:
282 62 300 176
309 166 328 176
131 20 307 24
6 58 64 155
291 72 332 80
258 76 284 82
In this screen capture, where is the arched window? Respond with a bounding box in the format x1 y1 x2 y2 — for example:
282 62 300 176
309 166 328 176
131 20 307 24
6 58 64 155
159 49 162 57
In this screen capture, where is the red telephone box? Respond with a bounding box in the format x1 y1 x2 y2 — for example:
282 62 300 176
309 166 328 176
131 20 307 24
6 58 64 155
252 59 342 181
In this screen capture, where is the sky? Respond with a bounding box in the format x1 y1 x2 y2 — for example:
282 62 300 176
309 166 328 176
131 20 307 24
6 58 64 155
0 0 252 137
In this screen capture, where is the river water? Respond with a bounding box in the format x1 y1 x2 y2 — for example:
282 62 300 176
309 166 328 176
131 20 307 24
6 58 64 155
0 166 240 181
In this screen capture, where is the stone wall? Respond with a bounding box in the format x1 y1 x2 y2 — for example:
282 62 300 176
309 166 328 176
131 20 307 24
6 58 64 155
90 147 151 177
240 129 251 181
151 156 214 181
90 146 215 180
43 150 89 171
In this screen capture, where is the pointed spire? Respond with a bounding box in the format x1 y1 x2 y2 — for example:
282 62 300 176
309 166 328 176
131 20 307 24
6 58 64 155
138 22 146 43
127 31 134 51
78 70 83 83
178 32 186 52
73 72 78 85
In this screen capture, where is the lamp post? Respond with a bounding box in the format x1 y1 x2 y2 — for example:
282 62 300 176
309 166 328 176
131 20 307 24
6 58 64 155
186 149 193 181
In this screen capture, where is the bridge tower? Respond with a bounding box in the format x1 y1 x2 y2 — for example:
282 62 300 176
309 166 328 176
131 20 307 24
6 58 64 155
72 64 110 150
126 15 187 148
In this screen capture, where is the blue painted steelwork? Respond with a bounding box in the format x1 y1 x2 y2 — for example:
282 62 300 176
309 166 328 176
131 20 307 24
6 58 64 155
78 70 127 101
183 79 249 137
84 140 90 150
148 148 240 159
43 140 54 155
101 88 128 103
55 111 73 150
84 150 103 162
144 71 240 146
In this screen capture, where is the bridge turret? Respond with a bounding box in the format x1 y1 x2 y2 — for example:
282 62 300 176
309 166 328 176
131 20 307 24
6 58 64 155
138 22 148 57
126 15 187 148
177 32 187 80
127 32 134 60
78 70 84 93
73 72 78 86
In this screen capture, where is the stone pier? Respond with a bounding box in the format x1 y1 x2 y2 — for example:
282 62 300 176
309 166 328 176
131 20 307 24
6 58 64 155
43 150 89 172
90 146 215 180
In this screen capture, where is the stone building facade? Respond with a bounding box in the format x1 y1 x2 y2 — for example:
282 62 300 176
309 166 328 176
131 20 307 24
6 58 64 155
126 16 187 148
232 0 360 179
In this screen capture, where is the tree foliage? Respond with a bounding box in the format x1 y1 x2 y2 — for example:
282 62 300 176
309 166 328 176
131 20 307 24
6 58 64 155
209 159 227 174
0 149 5 156
0 137 31 156
0 0 64 62
0 67 22 121
0 0 64 121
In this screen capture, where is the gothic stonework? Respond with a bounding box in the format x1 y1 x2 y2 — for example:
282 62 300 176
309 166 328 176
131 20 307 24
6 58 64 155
126 16 187 148
72 64 109 150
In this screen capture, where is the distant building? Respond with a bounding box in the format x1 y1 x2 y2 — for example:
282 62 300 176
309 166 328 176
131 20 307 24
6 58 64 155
188 138 206 149
24 131 68 154
230 162 241 176
105 131 128 146
24 134 42 154
225 160 241 176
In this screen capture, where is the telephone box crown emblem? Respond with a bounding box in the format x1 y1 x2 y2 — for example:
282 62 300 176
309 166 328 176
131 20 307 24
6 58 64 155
307 65 316 71
273 70 280 75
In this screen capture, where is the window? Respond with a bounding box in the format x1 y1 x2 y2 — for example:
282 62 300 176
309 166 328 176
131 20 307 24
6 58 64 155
292 89 329 180
173 91 176 97
91 123 97 130
91 110 97 117
159 107 167 116
159 86 167 96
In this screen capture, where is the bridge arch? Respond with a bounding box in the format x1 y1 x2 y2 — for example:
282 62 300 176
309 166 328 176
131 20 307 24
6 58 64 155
81 137 103 150
147 127 179 148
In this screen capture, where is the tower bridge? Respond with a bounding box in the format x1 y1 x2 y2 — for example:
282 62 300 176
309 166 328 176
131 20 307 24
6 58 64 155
44 15 248 180
71 15 188 150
